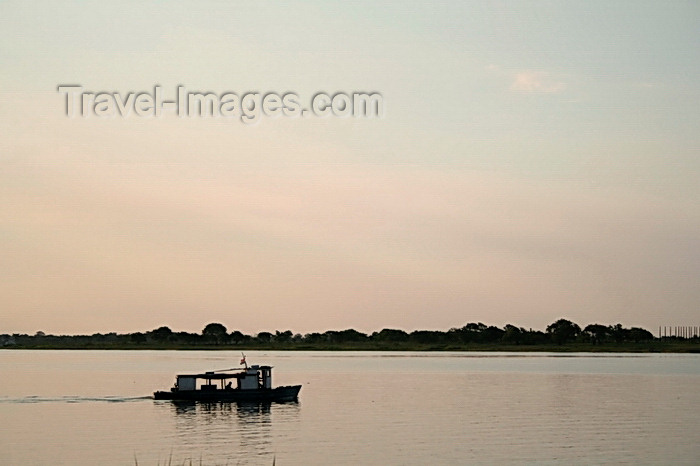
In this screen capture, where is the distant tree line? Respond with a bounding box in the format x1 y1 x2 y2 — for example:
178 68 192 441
2 319 696 350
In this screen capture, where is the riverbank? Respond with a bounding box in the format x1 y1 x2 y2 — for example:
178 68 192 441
4 319 697 352
3 341 698 352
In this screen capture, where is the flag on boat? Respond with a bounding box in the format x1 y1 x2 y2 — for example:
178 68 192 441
240 355 246 365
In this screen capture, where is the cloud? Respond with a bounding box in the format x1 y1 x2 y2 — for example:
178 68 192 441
510 71 566 94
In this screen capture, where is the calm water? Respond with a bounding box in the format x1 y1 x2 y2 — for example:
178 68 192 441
0 351 698 465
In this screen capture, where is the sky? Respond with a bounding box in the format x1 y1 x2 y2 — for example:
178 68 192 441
1 1 698 335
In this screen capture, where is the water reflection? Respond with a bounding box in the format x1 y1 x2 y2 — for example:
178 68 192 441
154 400 300 462
164 400 298 418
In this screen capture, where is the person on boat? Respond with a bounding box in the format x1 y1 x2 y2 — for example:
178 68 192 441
225 381 233 390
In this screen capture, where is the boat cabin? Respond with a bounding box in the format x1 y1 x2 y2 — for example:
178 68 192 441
155 361 301 401
173 365 273 392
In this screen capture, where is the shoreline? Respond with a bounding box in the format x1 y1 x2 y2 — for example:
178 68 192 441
3 342 698 353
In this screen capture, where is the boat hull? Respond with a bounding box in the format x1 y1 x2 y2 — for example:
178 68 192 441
153 385 301 402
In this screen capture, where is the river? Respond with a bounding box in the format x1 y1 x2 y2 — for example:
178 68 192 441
0 350 698 465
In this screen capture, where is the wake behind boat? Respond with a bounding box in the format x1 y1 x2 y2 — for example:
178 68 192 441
153 357 301 402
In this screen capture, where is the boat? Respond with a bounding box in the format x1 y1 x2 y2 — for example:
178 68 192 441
153 358 301 402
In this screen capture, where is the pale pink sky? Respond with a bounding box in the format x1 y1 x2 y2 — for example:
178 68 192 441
1 2 698 335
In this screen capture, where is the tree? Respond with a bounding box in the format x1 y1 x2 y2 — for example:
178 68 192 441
202 323 228 344
371 328 409 342
322 329 368 344
130 332 147 344
150 326 173 343
465 322 487 332
256 332 274 344
173 331 200 345
609 323 627 343
583 324 610 344
448 323 487 343
229 330 247 344
546 319 581 345
502 325 523 344
481 326 506 343
335 329 369 343
275 330 294 343
520 329 548 345
628 327 654 342
409 330 445 344
302 332 323 344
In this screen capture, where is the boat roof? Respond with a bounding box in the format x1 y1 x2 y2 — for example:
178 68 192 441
176 365 273 379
